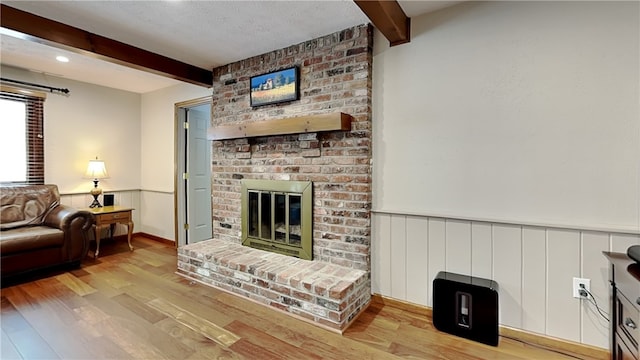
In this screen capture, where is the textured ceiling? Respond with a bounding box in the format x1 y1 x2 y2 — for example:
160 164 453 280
0 1 461 93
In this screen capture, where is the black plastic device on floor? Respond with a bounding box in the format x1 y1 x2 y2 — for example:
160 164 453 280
432 271 499 346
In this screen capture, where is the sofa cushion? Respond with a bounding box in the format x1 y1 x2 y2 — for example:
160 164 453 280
0 185 60 230
0 226 65 255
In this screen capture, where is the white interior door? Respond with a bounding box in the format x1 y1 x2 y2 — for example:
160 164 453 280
186 104 212 243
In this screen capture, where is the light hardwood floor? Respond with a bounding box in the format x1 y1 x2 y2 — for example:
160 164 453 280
1 236 602 359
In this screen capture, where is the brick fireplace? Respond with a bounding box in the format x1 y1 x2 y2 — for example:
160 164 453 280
177 24 373 332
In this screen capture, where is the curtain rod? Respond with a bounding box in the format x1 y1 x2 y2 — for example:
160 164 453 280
0 77 70 95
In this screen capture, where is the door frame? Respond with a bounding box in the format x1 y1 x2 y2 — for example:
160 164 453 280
174 96 212 247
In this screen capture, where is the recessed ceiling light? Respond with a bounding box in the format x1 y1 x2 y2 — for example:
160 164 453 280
56 55 69 63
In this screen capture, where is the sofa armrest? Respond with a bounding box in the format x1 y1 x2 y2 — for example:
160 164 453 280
44 205 94 232
44 205 94 262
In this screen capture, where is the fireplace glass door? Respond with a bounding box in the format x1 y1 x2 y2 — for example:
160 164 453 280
242 180 312 260
247 191 302 246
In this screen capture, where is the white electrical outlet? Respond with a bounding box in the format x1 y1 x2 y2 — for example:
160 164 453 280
573 277 591 298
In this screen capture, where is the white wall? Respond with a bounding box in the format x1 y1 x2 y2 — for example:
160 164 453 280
1 65 141 195
373 1 640 232
140 83 211 240
371 1 640 349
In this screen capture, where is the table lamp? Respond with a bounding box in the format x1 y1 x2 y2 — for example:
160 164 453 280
84 157 109 208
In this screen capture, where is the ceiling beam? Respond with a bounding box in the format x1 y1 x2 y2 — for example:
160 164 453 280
354 0 410 46
0 5 213 88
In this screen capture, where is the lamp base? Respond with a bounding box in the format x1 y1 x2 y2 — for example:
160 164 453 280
89 179 102 208
89 194 102 208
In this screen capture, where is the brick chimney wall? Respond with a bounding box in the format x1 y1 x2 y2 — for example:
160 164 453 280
210 24 373 272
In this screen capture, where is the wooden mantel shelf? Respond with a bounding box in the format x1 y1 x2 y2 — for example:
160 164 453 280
207 112 352 141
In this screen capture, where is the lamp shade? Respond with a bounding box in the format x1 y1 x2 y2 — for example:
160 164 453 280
84 158 109 179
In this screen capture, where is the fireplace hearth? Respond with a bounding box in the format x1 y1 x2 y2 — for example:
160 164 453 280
241 179 312 260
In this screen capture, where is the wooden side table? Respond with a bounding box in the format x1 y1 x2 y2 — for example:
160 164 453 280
84 206 134 258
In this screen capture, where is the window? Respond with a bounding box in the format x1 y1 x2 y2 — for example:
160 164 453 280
0 90 45 184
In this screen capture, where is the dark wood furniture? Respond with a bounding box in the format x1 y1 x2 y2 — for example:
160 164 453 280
84 206 134 258
604 251 640 359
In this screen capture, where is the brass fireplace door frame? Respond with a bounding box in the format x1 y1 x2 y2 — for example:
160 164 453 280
240 179 313 260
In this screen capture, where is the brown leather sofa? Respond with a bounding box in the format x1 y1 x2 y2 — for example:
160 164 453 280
0 184 94 281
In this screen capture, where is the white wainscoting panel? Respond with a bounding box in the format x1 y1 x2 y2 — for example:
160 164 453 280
546 229 581 342
445 220 471 276
521 227 546 334
371 211 640 349
427 218 446 305
390 214 407 299
371 213 391 295
139 191 175 241
471 222 492 279
612 234 640 253
581 231 610 347
492 224 522 328
406 216 429 305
